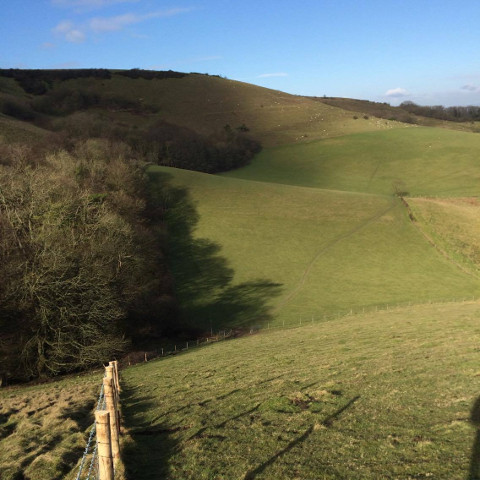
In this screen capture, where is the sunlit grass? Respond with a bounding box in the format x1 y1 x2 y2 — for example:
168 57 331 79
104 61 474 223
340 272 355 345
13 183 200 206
121 301 480 479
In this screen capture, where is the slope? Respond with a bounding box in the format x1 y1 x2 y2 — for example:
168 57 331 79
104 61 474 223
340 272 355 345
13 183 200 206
150 166 480 330
223 126 480 196
0 71 406 147
121 301 480 480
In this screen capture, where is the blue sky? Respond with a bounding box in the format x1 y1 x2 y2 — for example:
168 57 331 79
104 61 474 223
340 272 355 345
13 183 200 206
2 0 480 106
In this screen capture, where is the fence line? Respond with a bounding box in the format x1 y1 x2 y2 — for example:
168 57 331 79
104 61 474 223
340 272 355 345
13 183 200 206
122 296 479 366
76 361 121 480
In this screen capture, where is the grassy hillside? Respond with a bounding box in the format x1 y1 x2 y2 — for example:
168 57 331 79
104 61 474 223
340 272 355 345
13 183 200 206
317 96 480 133
151 166 480 331
409 197 480 276
121 301 480 479
0 373 99 480
0 71 406 147
224 127 480 196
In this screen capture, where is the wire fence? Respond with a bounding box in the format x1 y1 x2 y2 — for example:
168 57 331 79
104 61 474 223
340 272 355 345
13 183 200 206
121 296 480 366
75 362 120 480
75 382 105 480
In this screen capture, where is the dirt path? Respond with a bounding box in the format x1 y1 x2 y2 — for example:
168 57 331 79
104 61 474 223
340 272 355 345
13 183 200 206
272 196 399 313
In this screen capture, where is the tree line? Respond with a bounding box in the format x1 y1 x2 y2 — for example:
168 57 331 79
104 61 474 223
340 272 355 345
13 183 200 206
400 101 480 122
0 136 179 382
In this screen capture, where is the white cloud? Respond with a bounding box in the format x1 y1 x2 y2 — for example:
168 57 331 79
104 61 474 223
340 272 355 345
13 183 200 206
52 7 192 43
89 8 193 32
258 72 288 78
385 87 409 98
53 20 86 42
52 0 139 11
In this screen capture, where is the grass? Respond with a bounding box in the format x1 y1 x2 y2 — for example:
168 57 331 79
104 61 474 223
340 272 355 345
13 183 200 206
29 73 405 147
150 166 480 331
409 197 480 276
224 127 480 196
0 373 100 480
120 301 480 479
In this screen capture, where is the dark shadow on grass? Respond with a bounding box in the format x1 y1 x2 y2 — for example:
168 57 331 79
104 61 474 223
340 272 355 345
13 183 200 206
121 383 179 480
469 396 480 479
148 171 282 333
243 395 360 480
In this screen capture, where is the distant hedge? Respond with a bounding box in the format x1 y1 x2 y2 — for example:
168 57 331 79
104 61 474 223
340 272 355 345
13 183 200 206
116 69 186 80
0 68 111 94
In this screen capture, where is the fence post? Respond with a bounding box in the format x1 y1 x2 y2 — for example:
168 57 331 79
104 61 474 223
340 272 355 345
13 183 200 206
109 361 120 393
103 377 120 459
95 411 114 480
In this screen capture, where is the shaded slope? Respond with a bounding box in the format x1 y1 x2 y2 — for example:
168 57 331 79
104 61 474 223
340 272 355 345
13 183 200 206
0 71 406 147
150 166 480 328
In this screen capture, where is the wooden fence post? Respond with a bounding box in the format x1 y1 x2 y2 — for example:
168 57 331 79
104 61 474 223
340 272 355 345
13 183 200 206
103 377 120 459
109 361 120 393
95 411 114 480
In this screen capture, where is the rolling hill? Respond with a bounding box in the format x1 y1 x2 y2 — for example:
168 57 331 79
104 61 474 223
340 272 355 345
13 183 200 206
2 70 480 479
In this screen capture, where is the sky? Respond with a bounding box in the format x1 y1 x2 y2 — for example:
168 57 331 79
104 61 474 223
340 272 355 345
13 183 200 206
2 0 480 106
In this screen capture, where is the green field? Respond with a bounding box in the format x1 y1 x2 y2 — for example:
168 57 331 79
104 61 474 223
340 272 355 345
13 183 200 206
3 302 480 480
119 301 480 479
224 127 480 196
151 133 480 330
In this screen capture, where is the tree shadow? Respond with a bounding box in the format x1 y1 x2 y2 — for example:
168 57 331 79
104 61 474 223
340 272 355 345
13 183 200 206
469 396 480 479
243 395 360 480
148 170 282 333
121 384 179 480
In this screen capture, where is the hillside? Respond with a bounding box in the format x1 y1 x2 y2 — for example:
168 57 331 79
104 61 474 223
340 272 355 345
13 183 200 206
316 96 480 133
223 127 480 196
151 165 480 330
0 70 407 147
2 70 480 479
3 301 480 479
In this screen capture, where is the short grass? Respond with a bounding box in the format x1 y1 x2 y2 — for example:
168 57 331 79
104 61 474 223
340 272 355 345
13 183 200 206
224 127 480 196
53 73 405 147
409 197 480 276
121 301 480 479
150 166 480 331
0 373 100 480
0 114 49 143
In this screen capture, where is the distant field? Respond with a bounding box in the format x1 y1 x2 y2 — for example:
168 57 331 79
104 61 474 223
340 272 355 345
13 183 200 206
224 127 480 196
150 166 480 331
121 301 480 480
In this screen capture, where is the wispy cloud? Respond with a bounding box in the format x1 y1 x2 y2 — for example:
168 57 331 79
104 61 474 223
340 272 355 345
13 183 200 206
52 7 193 42
258 72 288 78
385 87 409 98
89 9 192 33
461 84 480 93
53 20 86 43
41 42 56 49
51 0 139 11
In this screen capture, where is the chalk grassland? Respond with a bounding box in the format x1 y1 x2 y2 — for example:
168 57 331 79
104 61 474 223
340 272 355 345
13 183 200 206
0 374 99 480
121 302 480 480
151 166 480 330
0 73 405 147
409 197 480 276
224 127 480 197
